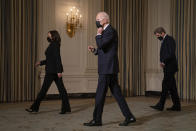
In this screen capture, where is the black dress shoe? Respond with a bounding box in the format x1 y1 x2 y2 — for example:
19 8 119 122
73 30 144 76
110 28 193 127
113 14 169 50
167 106 181 111
59 110 71 114
25 108 38 113
83 120 102 126
119 117 136 126
150 105 163 111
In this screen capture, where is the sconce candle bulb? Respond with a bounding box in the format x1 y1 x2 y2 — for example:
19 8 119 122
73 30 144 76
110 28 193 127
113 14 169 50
65 6 82 37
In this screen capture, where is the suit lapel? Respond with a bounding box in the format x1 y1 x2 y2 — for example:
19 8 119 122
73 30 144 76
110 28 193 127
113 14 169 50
162 35 169 44
103 25 111 33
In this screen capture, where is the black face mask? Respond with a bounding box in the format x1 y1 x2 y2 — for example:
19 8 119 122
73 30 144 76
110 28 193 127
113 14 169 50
157 36 163 41
47 37 52 43
96 21 103 28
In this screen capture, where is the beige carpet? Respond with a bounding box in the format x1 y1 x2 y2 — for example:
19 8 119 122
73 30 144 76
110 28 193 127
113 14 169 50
0 97 196 131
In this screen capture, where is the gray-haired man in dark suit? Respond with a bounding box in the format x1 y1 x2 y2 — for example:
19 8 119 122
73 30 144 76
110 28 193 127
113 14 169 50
150 27 181 111
83 12 136 127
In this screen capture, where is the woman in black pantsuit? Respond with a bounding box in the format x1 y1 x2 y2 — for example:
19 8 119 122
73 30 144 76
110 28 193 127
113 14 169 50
26 30 71 114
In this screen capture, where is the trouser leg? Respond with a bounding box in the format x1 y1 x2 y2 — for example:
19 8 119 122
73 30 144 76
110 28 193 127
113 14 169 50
93 75 109 122
109 74 135 119
54 76 71 112
31 74 54 111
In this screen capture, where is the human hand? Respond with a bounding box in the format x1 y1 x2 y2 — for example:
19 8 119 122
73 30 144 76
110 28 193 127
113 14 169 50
160 62 165 68
88 45 95 52
35 61 40 67
57 73 62 78
97 27 103 34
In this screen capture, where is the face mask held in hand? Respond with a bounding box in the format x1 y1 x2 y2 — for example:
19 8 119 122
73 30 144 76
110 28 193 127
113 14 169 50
47 37 52 43
157 36 163 41
96 21 103 28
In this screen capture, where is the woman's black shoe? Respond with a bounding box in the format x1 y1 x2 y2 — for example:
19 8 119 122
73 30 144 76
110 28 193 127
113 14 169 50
25 108 38 113
59 110 71 114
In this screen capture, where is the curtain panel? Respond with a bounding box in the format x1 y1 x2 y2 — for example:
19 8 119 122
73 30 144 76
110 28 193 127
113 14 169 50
171 0 196 101
0 0 39 102
104 0 148 96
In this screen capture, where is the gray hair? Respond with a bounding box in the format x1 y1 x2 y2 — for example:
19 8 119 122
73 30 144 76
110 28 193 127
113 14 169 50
154 27 166 34
97 12 110 23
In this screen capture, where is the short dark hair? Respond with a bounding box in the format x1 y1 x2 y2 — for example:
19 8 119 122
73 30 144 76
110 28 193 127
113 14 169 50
154 27 166 34
49 30 61 44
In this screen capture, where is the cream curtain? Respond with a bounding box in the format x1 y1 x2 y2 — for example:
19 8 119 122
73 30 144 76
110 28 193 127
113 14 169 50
104 0 148 96
0 0 40 102
171 0 196 101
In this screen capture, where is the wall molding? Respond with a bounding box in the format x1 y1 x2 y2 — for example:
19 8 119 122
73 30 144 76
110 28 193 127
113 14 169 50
37 0 103 94
146 0 171 91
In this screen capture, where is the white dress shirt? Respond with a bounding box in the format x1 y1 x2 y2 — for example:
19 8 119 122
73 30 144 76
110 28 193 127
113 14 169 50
97 24 109 35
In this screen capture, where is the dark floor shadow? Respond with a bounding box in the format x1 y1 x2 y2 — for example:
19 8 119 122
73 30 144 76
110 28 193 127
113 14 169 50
26 109 60 115
70 103 94 113
135 105 196 125
27 103 94 115
26 97 118 115
103 120 122 126
72 100 117 113
103 104 196 126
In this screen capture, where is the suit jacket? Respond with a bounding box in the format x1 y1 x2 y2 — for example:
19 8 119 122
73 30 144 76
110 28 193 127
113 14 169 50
40 42 63 74
160 35 178 73
94 25 119 74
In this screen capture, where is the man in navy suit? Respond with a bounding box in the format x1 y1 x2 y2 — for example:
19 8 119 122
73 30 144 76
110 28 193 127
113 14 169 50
150 27 181 111
83 12 136 126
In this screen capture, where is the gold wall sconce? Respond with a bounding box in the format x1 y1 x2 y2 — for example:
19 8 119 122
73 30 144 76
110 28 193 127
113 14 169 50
66 6 82 38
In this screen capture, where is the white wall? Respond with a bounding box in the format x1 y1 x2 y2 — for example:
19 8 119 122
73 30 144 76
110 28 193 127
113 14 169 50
38 0 103 94
37 0 172 94
146 0 171 91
